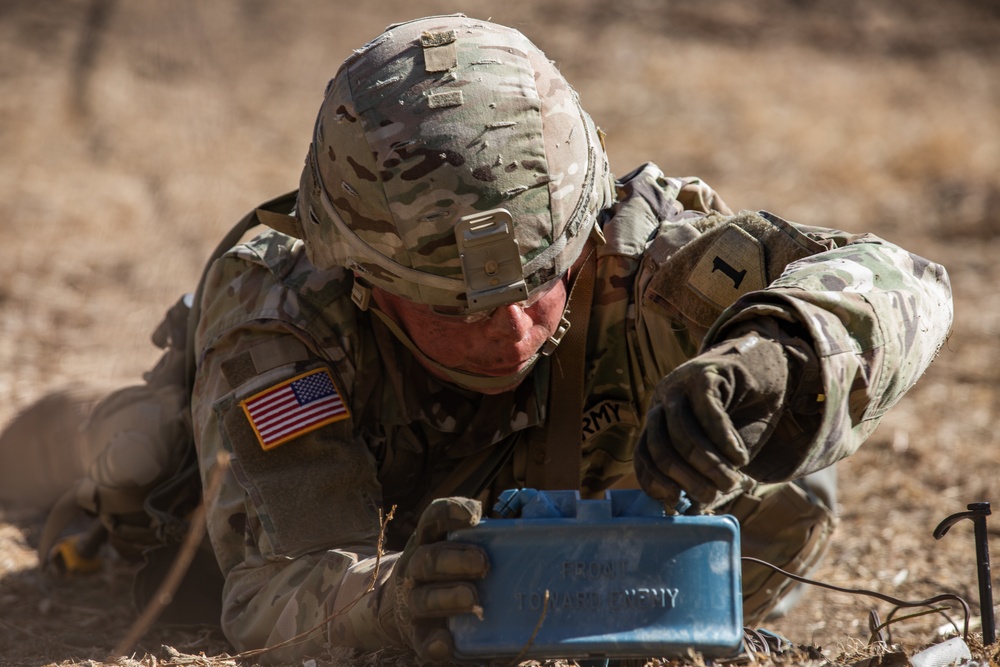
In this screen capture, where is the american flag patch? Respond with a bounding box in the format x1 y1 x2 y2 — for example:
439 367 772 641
241 368 350 450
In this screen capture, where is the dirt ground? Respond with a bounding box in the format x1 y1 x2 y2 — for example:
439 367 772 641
1 1 999 666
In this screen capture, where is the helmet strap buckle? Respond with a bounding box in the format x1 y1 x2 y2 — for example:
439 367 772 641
541 316 571 356
351 277 373 311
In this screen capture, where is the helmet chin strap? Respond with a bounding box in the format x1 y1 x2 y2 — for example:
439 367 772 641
352 241 595 394
366 304 554 392
351 288 569 391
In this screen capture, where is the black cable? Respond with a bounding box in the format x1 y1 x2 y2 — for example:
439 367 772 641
741 556 971 641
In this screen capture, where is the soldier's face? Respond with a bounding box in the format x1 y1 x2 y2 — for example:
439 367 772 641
372 278 570 394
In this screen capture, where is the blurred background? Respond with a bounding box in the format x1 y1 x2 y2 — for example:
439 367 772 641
1 0 999 660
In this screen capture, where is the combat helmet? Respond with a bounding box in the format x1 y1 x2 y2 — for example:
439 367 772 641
298 14 612 314
293 15 613 390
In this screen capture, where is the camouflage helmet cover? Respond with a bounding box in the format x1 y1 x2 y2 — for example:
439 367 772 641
298 15 613 310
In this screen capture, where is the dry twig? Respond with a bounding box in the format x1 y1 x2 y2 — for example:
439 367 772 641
112 452 231 657
234 504 397 661
510 589 550 666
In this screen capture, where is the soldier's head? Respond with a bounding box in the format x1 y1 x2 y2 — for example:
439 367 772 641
297 15 612 392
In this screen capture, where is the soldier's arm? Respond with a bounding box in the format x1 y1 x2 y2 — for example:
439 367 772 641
191 318 404 659
703 221 953 481
624 167 953 485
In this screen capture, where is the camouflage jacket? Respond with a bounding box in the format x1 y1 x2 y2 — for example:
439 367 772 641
190 163 952 658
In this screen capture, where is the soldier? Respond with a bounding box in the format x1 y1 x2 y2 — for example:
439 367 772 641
186 14 952 664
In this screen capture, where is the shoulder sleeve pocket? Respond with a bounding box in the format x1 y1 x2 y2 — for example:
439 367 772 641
213 360 382 559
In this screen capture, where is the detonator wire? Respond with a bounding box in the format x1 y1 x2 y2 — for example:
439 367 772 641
741 556 971 643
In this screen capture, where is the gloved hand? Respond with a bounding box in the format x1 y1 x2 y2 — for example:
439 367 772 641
384 497 490 663
635 332 789 511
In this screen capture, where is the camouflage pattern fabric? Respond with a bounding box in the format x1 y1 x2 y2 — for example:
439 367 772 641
190 162 952 657
298 15 613 307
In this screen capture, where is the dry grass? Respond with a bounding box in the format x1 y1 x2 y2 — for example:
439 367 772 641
1 1 999 665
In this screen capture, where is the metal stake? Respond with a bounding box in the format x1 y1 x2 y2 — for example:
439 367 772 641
934 502 995 646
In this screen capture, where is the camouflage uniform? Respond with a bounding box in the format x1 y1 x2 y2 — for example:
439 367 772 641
191 158 952 657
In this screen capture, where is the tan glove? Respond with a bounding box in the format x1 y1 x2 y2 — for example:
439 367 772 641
635 332 789 511
383 497 490 663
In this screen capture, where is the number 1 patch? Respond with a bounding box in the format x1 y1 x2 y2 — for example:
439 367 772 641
687 225 766 310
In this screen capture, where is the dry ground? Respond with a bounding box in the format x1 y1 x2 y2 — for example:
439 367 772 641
1 1 999 666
